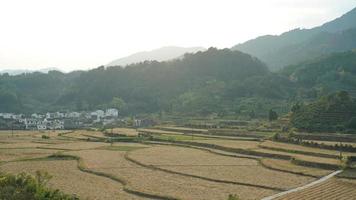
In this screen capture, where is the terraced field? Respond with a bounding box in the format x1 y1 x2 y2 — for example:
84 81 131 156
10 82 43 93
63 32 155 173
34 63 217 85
253 148 340 165
304 140 356 148
260 158 332 177
41 141 109 150
195 139 261 149
1 129 354 200
109 128 139 136
0 148 60 162
68 149 277 200
275 178 356 200
128 146 315 190
0 160 141 200
260 140 356 157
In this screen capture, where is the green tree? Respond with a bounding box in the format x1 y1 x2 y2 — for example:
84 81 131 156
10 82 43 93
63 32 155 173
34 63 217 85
268 109 278 121
347 117 356 130
110 97 127 113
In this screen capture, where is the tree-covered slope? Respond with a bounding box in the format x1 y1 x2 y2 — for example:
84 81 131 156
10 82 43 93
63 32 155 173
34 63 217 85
0 48 297 116
58 48 281 114
291 91 356 132
281 50 356 97
232 7 356 70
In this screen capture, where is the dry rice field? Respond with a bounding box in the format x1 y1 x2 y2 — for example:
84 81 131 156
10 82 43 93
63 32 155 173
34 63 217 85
129 146 315 190
253 148 340 165
68 149 277 200
41 141 109 150
260 140 356 157
275 178 356 200
0 160 142 200
109 128 139 136
260 158 332 177
195 139 261 149
304 140 356 148
138 128 186 135
0 148 60 162
1 129 354 200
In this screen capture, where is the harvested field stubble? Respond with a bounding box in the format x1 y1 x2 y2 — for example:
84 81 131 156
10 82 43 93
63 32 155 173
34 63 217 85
194 139 261 149
42 141 109 150
260 141 356 157
0 148 60 162
129 146 315 190
68 149 277 200
110 128 139 136
260 158 332 177
275 178 356 200
0 160 141 200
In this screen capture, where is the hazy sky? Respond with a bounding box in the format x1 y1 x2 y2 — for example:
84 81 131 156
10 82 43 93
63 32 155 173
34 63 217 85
0 0 355 71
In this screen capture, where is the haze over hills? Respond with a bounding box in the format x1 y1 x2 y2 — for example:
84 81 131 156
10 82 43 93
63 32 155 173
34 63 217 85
0 68 62 75
1 48 292 115
232 7 356 70
106 46 206 67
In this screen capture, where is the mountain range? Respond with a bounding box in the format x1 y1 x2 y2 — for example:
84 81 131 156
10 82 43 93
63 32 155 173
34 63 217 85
232 7 356 70
106 46 206 67
1 7 356 121
0 68 62 75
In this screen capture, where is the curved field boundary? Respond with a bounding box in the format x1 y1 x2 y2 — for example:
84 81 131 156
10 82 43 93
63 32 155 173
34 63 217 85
0 154 176 200
261 170 343 200
124 151 285 192
148 139 343 171
145 141 260 160
291 158 340 170
144 141 325 178
258 144 339 159
258 159 319 178
152 139 291 160
141 129 261 141
57 154 179 200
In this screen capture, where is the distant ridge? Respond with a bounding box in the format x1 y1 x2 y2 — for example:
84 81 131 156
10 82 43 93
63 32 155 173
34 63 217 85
106 46 206 67
0 67 62 75
232 7 356 70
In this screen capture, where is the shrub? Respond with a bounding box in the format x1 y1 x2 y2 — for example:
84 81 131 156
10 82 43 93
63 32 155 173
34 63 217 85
0 171 78 200
341 156 353 169
271 133 280 141
268 109 278 121
227 194 240 200
41 135 50 139
347 117 356 130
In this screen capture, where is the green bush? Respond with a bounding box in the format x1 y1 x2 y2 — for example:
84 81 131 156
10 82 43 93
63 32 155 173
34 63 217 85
227 194 240 200
41 135 50 139
0 171 78 200
347 117 356 130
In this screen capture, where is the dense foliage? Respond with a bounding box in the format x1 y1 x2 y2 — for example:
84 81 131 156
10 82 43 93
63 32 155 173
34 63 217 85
282 50 356 89
0 47 355 122
0 171 78 200
0 48 296 117
291 91 356 132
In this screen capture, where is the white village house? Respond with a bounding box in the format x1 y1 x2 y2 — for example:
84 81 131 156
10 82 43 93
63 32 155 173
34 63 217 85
106 108 119 117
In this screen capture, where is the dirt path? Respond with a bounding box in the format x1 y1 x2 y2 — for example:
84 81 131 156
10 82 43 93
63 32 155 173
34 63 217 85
261 170 343 200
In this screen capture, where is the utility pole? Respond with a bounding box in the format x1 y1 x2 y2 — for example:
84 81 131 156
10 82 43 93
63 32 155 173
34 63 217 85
339 141 343 160
11 121 14 137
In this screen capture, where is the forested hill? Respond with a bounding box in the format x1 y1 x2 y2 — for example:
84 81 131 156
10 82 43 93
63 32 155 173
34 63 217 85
280 50 356 97
1 48 295 115
232 7 356 70
291 91 356 132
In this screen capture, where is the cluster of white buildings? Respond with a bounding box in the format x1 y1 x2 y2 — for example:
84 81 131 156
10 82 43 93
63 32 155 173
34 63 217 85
0 108 119 130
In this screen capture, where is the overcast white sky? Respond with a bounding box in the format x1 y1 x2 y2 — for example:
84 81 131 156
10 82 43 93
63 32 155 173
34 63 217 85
0 0 355 71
